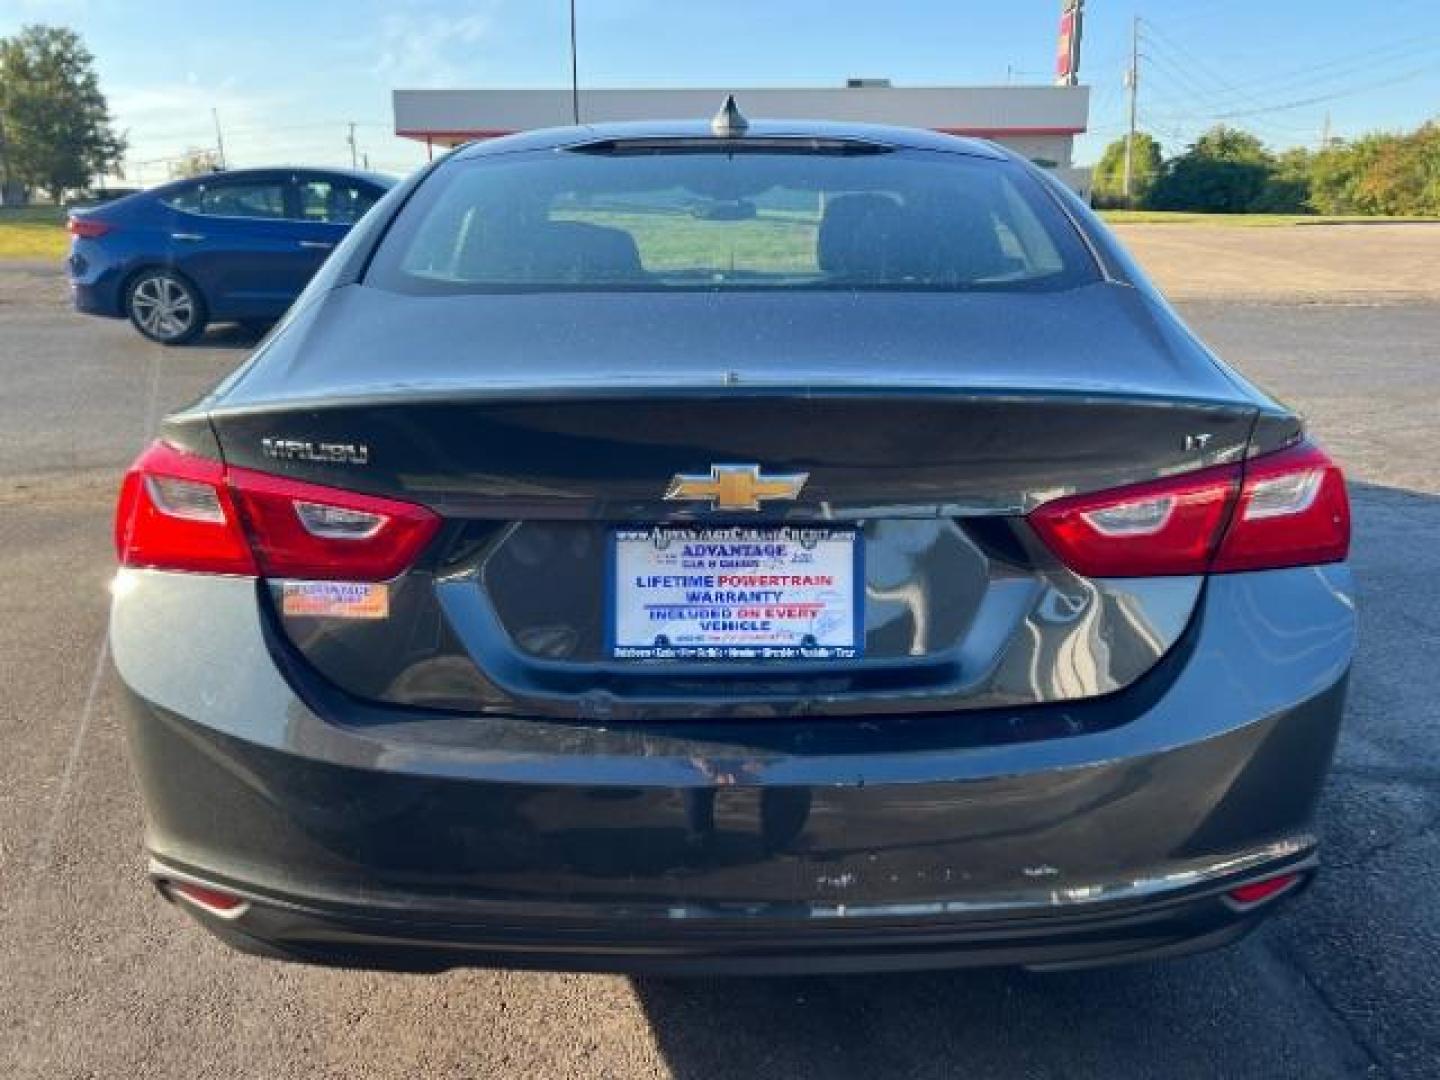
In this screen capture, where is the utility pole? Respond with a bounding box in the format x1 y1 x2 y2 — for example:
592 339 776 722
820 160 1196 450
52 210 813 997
212 108 227 169
1123 14 1139 206
1321 111 1332 148
0 115 11 204
347 122 358 168
569 0 580 124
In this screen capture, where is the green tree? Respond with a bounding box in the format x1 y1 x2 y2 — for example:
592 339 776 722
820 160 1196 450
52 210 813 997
1150 125 1275 213
1308 125 1440 216
1250 147 1313 213
169 147 222 180
1352 123 1440 215
1091 132 1163 207
1309 134 1381 214
0 25 126 201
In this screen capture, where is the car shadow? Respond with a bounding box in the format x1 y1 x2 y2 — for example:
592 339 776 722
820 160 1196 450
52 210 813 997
189 321 273 350
630 480 1440 1080
630 953 1298 1079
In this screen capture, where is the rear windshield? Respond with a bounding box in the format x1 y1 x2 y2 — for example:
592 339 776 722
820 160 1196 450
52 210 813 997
367 145 1098 294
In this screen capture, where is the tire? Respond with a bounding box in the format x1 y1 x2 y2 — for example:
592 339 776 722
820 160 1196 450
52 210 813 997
125 269 207 345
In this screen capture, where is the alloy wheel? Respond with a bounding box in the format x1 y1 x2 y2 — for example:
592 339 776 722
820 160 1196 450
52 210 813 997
129 274 198 342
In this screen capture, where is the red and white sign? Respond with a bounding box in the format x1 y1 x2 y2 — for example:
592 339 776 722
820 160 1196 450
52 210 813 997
1056 1 1084 84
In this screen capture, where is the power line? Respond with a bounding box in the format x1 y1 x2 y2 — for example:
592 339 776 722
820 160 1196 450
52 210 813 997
1140 19 1296 119
1141 17 1440 116
1189 64 1437 121
1141 51 1314 137
1149 0 1437 56
1127 15 1440 151
1139 47 1435 126
1207 33 1440 101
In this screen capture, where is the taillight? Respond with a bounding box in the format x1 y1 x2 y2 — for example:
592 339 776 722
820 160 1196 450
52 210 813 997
1028 462 1240 576
115 441 440 580
1029 440 1349 577
68 216 112 239
115 442 256 574
227 466 440 580
1211 442 1349 572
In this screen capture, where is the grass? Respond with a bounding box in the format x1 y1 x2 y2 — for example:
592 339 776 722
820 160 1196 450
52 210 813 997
0 205 67 260
558 208 819 272
1099 209 1440 227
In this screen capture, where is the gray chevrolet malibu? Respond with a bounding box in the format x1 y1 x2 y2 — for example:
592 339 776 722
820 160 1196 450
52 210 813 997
111 110 1353 975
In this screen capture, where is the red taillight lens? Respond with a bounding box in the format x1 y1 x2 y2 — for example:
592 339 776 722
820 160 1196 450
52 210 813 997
67 216 112 239
115 441 441 581
115 442 256 574
1029 440 1349 577
1028 462 1241 577
1212 442 1349 572
227 466 441 580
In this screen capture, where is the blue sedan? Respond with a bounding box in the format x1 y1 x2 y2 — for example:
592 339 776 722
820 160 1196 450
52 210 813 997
67 167 393 344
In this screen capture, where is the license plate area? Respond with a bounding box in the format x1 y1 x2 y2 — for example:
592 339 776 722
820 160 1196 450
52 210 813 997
610 525 862 661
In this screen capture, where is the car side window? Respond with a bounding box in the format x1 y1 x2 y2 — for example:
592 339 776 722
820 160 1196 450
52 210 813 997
297 179 381 225
163 180 287 219
163 185 205 214
205 181 287 219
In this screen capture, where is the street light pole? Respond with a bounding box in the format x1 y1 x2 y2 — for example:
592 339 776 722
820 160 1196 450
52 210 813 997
212 108 227 170
569 0 580 124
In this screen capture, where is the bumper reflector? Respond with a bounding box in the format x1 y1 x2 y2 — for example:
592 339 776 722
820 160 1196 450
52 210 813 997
1226 872 1301 907
167 880 250 918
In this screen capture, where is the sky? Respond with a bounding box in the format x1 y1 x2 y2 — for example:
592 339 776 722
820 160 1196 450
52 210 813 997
1 0 1437 183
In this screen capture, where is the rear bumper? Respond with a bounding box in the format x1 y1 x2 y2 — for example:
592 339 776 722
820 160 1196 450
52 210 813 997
67 249 126 317
112 564 1354 974
150 852 1313 975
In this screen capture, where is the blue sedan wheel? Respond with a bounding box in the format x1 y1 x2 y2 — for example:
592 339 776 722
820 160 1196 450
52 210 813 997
126 270 207 345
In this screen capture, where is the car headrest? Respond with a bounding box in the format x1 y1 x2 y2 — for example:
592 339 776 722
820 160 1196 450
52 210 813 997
818 191 1014 285
543 221 643 280
326 187 358 224
816 194 906 280
908 192 1011 283
457 218 644 282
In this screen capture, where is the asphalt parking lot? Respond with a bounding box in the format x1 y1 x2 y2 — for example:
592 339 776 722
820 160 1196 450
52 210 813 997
1 228 1438 1078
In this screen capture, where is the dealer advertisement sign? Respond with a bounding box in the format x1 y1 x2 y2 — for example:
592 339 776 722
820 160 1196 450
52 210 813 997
611 526 862 661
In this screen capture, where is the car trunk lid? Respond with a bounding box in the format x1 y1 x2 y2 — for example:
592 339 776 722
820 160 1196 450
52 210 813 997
199 283 1262 720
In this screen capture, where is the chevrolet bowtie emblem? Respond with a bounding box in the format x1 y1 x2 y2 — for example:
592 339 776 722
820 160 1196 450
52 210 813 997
664 464 809 512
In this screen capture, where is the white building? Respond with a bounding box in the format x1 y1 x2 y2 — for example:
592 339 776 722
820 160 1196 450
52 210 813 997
392 84 1092 197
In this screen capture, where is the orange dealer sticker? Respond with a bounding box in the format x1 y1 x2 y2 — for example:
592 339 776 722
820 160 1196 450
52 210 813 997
281 581 389 619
